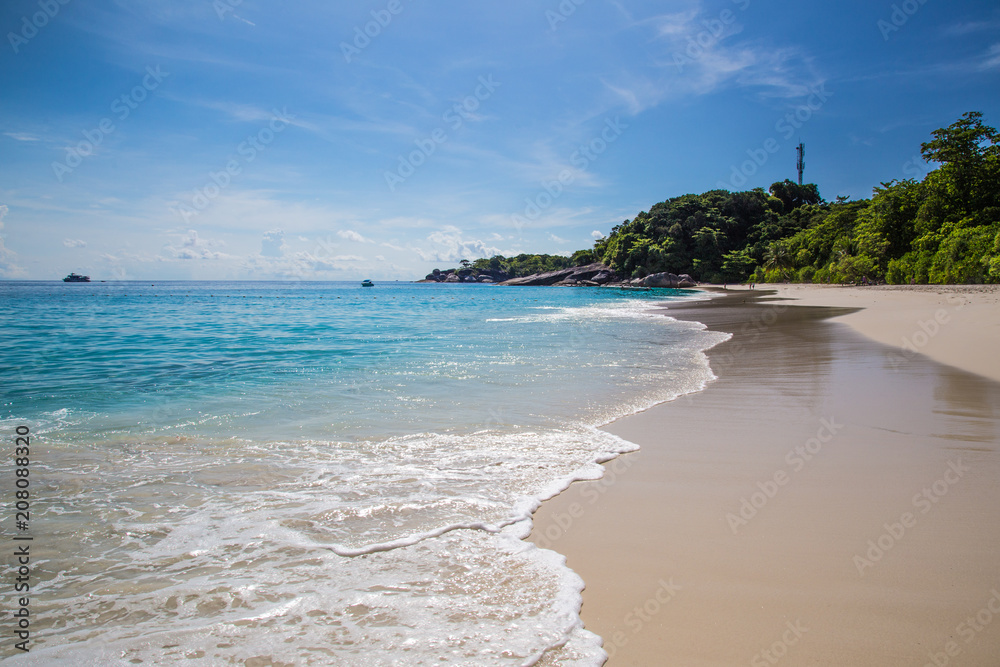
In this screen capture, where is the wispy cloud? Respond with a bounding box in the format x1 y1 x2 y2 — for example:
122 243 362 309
0 204 25 277
605 6 826 109
982 44 1000 71
413 226 501 263
945 19 1000 36
338 229 374 243
164 229 230 260
651 9 701 37
261 229 287 258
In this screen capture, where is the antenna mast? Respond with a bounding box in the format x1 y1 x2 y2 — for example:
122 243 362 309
796 142 805 186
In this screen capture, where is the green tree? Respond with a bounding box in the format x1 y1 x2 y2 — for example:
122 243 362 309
720 249 757 282
763 242 794 280
768 180 822 214
920 111 1000 216
851 179 924 277
451 113 997 286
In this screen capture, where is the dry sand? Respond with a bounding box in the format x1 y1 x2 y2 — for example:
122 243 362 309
530 285 1000 666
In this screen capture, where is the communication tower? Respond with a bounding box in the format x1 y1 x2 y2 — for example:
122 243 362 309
796 142 805 186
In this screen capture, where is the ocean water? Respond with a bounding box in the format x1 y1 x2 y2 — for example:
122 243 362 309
0 281 729 665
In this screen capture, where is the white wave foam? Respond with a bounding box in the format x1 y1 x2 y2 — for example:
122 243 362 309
8 295 729 665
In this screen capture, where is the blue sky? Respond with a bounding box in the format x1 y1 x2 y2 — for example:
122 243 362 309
1 0 998 280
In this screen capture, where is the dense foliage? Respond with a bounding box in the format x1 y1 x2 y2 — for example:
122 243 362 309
450 113 999 285
590 112 1000 284
437 253 588 279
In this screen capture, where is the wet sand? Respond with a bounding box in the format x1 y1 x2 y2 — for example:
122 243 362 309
766 284 1000 383
530 287 1000 665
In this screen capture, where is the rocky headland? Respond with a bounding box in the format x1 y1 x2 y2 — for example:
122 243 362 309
420 263 697 288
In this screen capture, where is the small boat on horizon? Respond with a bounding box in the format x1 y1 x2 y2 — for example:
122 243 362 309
361 279 374 287
63 273 91 282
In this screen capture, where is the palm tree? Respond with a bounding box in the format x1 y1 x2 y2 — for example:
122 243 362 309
763 243 793 280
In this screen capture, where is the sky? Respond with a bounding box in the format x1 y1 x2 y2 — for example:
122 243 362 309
1 0 998 281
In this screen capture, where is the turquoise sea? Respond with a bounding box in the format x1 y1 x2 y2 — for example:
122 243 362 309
0 281 728 665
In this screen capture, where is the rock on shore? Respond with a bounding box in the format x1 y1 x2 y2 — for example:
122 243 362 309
419 262 698 288
420 267 508 283
498 263 618 286
640 272 697 288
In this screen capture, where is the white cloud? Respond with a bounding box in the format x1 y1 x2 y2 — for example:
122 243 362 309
548 233 569 244
0 204 25 277
165 229 229 260
261 229 287 257
591 230 605 239
945 20 1000 36
244 252 331 278
652 9 700 37
242 248 366 280
3 132 39 142
63 238 87 248
337 229 374 243
414 226 501 263
600 8 825 112
982 44 1000 71
602 79 648 116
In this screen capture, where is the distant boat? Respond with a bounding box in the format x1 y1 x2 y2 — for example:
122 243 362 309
361 279 374 287
63 273 91 283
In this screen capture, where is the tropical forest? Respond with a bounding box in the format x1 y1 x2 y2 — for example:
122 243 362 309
457 112 1000 285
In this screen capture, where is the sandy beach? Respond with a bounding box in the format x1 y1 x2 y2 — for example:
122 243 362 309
531 285 1000 665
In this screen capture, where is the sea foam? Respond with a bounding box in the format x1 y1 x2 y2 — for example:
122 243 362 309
0 281 727 664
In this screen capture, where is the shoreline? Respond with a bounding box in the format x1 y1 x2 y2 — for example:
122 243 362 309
530 285 1000 665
